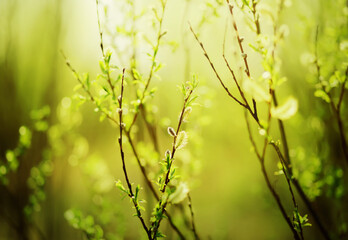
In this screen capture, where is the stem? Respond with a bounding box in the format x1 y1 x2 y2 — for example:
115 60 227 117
63 53 186 240
61 53 119 125
188 193 200 240
189 25 246 108
151 89 194 238
128 1 167 132
271 143 304 240
226 0 258 119
96 0 116 101
118 69 151 239
244 111 301 240
125 130 186 239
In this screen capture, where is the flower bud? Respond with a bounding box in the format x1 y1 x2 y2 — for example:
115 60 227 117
182 107 192 122
167 127 176 137
165 150 171 158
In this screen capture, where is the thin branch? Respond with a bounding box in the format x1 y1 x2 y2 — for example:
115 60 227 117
117 69 151 238
251 0 260 35
188 193 200 240
163 89 193 191
125 126 186 239
61 52 119 126
96 0 116 101
226 0 258 118
190 25 247 108
151 89 194 238
128 1 167 132
271 143 304 240
244 112 300 240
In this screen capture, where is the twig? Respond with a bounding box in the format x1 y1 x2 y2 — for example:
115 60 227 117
61 52 119 126
188 193 200 240
96 0 117 101
244 111 300 240
226 0 258 119
63 46 186 240
271 143 304 240
221 26 260 125
189 25 247 108
117 69 151 238
128 1 167 132
251 0 260 35
151 89 194 239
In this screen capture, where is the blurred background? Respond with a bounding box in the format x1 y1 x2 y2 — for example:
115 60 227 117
0 0 347 239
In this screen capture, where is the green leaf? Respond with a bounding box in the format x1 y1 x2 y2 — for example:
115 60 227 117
271 97 298 120
73 84 82 92
83 73 90 90
314 89 331 103
99 61 107 74
116 180 129 194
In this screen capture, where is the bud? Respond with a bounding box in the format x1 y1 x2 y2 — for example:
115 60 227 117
165 150 171 159
239 36 245 42
241 53 247 59
182 107 192 122
175 131 188 150
167 127 176 137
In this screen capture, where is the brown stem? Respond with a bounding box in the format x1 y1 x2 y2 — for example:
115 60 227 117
96 0 116 101
244 112 300 240
226 0 258 118
151 89 194 238
190 25 247 108
188 193 200 240
118 69 151 238
63 52 186 240
271 143 304 240
128 2 167 132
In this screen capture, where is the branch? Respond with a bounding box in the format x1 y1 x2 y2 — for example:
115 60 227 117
117 69 151 238
128 1 167 132
190 25 247 108
226 0 258 118
271 143 304 240
151 89 194 238
96 0 117 101
61 52 119 126
188 193 200 240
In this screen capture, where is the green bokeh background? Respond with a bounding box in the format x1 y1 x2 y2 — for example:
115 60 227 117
1 0 347 239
